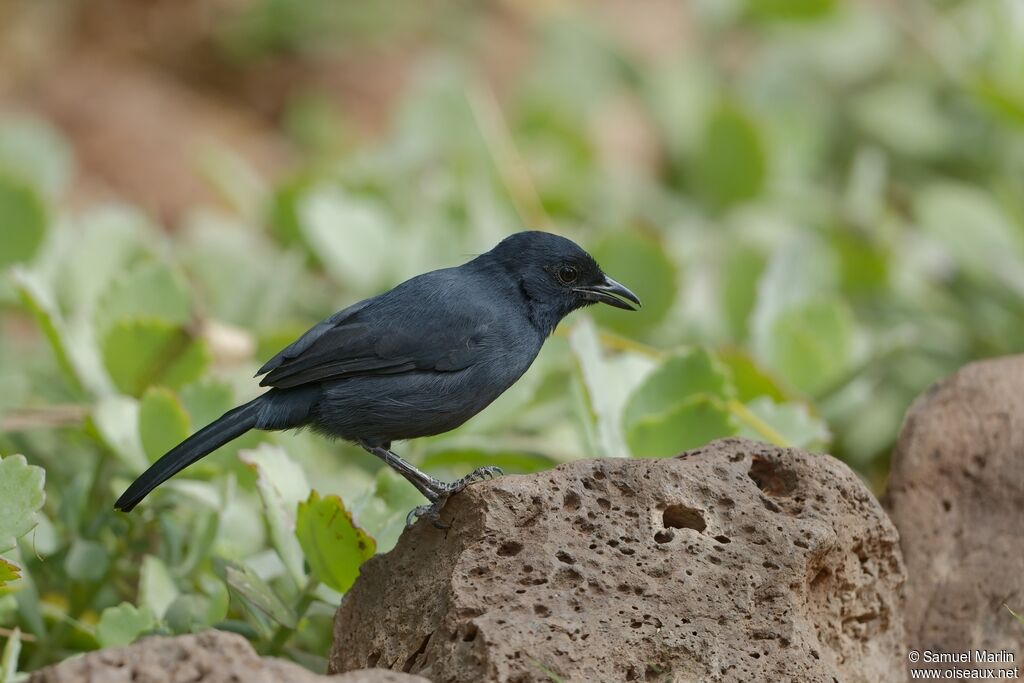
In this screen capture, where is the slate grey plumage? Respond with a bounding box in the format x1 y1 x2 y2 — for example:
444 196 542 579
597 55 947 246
115 231 640 525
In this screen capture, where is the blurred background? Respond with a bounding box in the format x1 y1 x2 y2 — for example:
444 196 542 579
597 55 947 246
1 0 1023 674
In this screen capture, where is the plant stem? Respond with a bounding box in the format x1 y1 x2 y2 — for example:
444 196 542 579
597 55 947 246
268 577 320 654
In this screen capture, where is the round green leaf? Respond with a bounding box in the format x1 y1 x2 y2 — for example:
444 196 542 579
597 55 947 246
96 603 156 648
737 397 830 450
0 116 72 197
589 232 678 335
101 319 211 396
716 349 788 403
179 379 234 428
626 396 738 458
138 388 191 463
623 348 734 429
64 538 109 582
691 105 766 211
761 299 855 396
139 555 180 619
0 176 46 268
0 454 46 553
95 262 192 335
296 491 376 594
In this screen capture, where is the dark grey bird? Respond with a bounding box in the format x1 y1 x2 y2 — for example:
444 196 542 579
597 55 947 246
114 231 640 525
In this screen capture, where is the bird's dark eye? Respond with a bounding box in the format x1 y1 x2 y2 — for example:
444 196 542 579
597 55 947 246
557 265 578 284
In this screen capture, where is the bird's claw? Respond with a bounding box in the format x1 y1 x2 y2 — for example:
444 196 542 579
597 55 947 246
450 465 504 490
404 466 505 529
406 502 449 529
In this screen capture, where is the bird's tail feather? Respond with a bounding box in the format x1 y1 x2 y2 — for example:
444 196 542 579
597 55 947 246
114 396 263 512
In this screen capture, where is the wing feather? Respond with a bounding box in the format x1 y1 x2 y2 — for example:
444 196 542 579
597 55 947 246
256 270 498 389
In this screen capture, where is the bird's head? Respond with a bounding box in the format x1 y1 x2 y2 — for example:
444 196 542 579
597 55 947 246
485 231 641 331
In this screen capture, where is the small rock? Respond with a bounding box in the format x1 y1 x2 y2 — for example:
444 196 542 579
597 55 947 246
26 629 430 683
885 356 1024 669
330 438 906 682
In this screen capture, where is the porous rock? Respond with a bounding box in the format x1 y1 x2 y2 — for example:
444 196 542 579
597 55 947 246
330 438 906 682
26 629 430 683
884 356 1024 669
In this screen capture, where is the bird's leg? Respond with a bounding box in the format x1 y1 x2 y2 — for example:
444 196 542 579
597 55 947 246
359 441 503 529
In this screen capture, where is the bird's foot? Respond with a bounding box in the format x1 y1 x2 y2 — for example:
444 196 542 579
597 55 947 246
404 466 505 529
406 501 448 529
448 465 504 491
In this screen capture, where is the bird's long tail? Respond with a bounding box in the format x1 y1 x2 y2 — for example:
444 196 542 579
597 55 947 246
116 383 322 512
114 397 264 512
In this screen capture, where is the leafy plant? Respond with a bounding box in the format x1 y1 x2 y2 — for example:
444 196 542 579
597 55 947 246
1 0 1023 675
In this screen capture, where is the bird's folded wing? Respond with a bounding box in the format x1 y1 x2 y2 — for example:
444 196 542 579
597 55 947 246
255 297 495 389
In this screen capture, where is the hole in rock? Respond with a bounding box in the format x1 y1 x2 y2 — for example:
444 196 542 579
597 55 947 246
810 566 831 589
654 530 674 544
662 505 706 532
748 456 798 497
714 535 731 544
367 651 381 667
462 624 479 642
497 541 523 557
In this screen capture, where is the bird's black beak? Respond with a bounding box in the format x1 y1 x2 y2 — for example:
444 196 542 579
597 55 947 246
575 275 642 311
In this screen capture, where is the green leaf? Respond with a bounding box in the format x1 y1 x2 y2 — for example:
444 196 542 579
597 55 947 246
915 182 1023 279
179 380 234 428
63 538 109 582
420 449 556 475
716 349 788 403
138 388 191 463
626 396 738 458
568 318 631 458
691 105 766 210
53 206 153 315
224 561 296 628
0 454 46 553
0 116 72 197
96 603 156 648
139 555 180 620
94 262 192 334
746 0 836 21
854 83 952 158
296 491 376 594
90 395 147 473
0 625 20 683
720 245 765 340
589 232 678 335
0 558 19 588
761 299 855 396
101 319 211 396
738 397 830 449
11 269 85 393
164 593 219 634
623 348 734 429
0 175 47 268
298 188 396 291
240 445 309 587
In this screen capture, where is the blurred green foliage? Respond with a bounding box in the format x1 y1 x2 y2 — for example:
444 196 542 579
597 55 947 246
2 0 1024 675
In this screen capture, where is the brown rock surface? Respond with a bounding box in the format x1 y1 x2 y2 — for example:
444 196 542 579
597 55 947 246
330 438 906 682
26 629 431 683
884 356 1024 669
